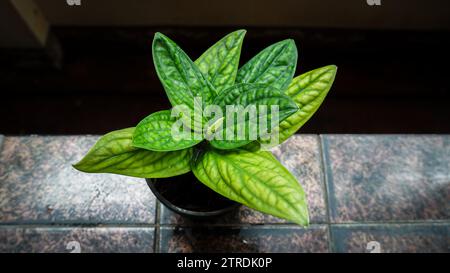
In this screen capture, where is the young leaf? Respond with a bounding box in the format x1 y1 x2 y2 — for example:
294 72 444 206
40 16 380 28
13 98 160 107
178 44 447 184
73 128 193 178
133 110 202 152
195 30 246 93
270 65 337 144
153 32 217 107
192 148 309 226
210 84 298 150
236 39 297 91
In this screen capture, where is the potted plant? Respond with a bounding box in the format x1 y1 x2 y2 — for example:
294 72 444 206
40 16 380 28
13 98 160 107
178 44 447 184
73 30 337 225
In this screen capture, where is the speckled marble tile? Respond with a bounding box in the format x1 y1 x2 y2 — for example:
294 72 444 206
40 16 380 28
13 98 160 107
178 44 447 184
0 227 154 253
159 225 329 253
0 136 156 224
331 224 449 253
160 135 327 226
322 135 450 223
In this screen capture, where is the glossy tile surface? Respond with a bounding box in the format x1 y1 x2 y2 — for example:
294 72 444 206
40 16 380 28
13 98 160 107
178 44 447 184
322 135 450 222
159 225 329 253
331 224 449 253
0 227 154 253
0 136 156 224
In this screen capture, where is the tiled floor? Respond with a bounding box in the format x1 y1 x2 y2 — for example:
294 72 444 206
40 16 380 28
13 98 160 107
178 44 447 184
330 223 449 253
159 225 329 253
0 226 155 253
0 134 448 253
322 135 449 223
0 136 155 225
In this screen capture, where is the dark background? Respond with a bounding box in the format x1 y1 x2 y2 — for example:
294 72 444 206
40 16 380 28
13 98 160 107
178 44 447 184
0 1 449 135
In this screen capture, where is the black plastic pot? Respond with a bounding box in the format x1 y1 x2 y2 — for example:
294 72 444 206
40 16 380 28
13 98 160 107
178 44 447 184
146 172 240 218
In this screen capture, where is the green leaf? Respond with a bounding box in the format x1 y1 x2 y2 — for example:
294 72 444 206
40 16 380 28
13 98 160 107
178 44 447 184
73 128 193 178
192 148 309 226
236 39 297 91
274 65 337 144
195 30 246 93
132 110 202 152
209 84 298 150
152 32 217 107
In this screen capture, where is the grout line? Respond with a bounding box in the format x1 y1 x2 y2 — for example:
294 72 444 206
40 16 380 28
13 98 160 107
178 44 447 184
154 224 328 229
153 200 161 253
329 220 450 226
319 134 336 222
0 223 327 229
318 134 334 253
1 219 447 229
0 223 157 228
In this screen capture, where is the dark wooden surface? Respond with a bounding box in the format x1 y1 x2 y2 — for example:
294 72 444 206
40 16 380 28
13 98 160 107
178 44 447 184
0 27 449 134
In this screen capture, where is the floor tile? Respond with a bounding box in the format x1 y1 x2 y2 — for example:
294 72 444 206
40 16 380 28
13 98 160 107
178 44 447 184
322 135 450 222
0 136 156 224
331 223 449 253
0 226 155 253
159 225 329 253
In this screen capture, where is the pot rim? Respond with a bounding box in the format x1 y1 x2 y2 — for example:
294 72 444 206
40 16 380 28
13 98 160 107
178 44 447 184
145 178 240 217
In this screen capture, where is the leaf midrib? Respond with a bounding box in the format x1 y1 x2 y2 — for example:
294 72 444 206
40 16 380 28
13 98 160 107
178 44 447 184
212 150 303 217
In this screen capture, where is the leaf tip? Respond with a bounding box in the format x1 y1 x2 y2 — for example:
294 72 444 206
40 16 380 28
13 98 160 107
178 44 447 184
283 38 296 47
236 29 247 36
270 39 296 50
290 208 310 227
294 218 310 227
281 39 298 59
327 64 338 72
72 162 85 172
325 65 338 81
153 32 172 45
154 32 164 39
